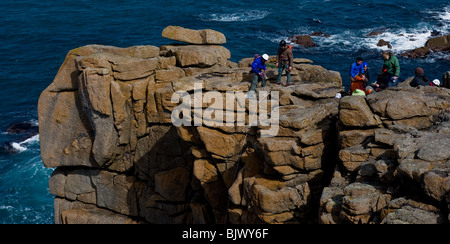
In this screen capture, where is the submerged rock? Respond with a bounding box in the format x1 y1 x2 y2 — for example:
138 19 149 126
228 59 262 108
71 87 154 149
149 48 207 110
377 39 392 49
7 122 39 135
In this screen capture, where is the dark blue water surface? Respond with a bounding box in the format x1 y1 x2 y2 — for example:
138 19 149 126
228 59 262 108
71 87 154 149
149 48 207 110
0 0 449 224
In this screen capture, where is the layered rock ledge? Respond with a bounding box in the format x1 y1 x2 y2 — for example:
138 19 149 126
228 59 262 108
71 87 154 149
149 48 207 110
39 27 450 224
320 87 450 224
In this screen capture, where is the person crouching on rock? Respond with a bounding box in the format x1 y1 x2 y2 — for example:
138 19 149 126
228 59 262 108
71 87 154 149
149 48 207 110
249 54 269 97
350 73 366 94
381 51 400 88
410 67 431 87
276 40 294 87
349 57 365 83
362 62 371 84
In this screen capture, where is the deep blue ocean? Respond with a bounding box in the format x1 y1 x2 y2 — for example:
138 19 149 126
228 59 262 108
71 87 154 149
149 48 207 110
0 0 449 224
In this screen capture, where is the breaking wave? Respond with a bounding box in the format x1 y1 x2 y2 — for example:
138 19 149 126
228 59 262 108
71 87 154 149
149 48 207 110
10 134 39 153
199 10 270 22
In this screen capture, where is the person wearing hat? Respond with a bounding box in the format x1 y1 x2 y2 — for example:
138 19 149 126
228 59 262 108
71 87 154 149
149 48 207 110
250 54 269 95
362 62 371 85
276 40 294 87
350 73 366 94
410 67 431 87
431 79 441 87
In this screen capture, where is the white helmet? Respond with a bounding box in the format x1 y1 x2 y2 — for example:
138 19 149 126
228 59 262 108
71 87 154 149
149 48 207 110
262 54 269 61
432 79 440 86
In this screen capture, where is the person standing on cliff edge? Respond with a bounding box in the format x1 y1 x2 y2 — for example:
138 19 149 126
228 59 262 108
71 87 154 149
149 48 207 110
381 50 400 88
276 40 294 87
249 54 269 98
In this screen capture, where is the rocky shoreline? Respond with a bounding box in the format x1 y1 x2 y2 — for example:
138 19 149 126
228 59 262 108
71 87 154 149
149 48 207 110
38 27 450 224
401 34 450 58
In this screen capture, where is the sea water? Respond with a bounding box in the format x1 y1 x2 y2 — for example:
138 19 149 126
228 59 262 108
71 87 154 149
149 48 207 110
0 0 449 224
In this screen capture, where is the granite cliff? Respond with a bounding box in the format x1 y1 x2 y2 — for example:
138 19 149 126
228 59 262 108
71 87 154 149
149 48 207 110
38 27 450 224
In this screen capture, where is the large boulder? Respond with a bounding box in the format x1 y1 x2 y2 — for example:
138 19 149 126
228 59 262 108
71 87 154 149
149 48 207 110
425 34 450 52
401 34 450 58
162 26 226 45
196 126 245 159
319 80 450 224
293 64 342 85
38 90 95 168
400 47 431 58
288 35 316 47
340 183 391 224
243 177 311 224
377 39 392 49
339 96 380 127
443 71 450 89
381 198 446 224
161 45 231 68
37 28 444 225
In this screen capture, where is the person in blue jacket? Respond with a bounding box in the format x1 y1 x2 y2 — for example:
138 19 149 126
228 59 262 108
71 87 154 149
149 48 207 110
349 57 364 83
362 62 370 84
250 54 269 94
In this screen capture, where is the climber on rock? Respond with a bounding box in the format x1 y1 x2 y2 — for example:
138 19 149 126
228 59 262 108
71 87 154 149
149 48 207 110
249 54 269 98
276 40 294 87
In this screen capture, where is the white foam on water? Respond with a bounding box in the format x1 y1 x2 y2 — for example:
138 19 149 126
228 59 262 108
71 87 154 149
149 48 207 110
11 143 27 153
310 25 436 56
439 6 450 22
363 29 432 53
199 10 270 22
0 205 14 210
21 134 39 144
29 119 39 126
423 5 450 33
10 134 39 153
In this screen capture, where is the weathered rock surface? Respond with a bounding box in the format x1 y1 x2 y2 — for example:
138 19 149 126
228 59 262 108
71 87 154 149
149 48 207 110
162 26 226 45
377 39 392 49
426 34 450 52
39 26 344 224
401 34 450 58
288 35 316 47
39 27 450 224
319 85 450 224
443 71 450 89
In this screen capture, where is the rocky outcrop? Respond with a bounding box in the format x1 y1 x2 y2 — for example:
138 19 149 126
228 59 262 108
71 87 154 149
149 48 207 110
443 71 450 89
366 29 387 37
162 26 226 45
39 27 450 224
320 87 450 224
311 31 330 38
401 34 450 58
377 39 392 49
426 34 450 52
39 27 345 224
288 35 316 47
